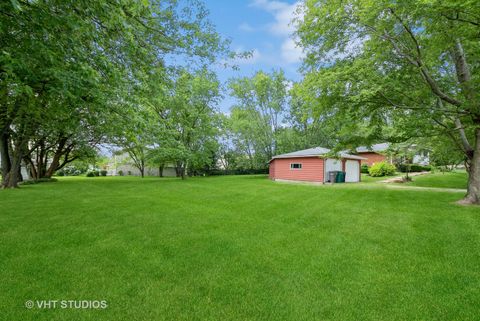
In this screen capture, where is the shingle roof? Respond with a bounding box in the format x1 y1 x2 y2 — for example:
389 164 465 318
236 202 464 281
355 143 389 153
270 147 366 162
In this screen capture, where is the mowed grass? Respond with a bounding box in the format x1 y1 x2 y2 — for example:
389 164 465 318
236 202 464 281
361 173 399 183
1 175 479 321
406 171 468 189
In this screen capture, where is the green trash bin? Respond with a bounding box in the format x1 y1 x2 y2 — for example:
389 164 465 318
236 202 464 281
335 171 346 183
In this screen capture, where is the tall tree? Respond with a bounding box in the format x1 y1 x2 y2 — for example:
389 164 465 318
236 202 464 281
149 70 221 179
297 0 480 204
228 70 288 166
0 0 229 187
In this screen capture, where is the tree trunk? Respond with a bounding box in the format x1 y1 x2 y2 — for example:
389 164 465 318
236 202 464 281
158 164 164 177
175 161 186 179
175 162 182 177
17 164 23 182
3 148 23 188
180 165 185 180
0 132 11 186
461 128 480 205
44 137 68 178
24 156 38 180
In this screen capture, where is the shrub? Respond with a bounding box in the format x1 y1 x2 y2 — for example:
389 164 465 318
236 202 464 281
397 164 432 173
56 170 65 176
93 170 100 177
100 170 107 176
117 170 124 176
127 171 132 176
368 162 396 177
361 164 369 174
60 165 86 176
86 171 95 177
207 168 269 176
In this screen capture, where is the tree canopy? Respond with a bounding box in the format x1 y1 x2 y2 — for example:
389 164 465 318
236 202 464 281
296 0 480 204
0 0 229 187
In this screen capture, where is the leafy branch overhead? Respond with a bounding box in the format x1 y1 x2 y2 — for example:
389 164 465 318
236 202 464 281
296 0 480 204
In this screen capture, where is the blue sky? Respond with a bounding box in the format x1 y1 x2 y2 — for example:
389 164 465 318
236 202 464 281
202 0 303 112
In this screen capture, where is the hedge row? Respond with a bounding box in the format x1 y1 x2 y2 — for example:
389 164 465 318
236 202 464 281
397 164 432 172
362 163 432 176
207 168 269 176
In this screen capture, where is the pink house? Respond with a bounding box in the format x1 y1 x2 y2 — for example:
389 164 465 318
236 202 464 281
269 147 365 183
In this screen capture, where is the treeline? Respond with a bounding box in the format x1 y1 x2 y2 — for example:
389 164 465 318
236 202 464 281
0 0 229 187
0 0 336 186
110 69 338 178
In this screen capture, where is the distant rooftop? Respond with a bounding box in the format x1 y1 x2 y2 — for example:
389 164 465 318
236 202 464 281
270 147 366 161
355 143 389 153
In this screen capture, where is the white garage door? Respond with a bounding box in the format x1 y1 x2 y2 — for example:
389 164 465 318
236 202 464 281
325 158 342 182
345 160 360 182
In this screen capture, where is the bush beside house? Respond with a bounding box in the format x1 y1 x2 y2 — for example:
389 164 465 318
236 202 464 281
368 162 396 177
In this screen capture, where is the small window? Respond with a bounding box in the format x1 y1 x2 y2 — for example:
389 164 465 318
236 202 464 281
290 163 302 170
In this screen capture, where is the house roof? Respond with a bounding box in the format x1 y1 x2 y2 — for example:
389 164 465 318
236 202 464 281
270 147 366 162
355 143 389 153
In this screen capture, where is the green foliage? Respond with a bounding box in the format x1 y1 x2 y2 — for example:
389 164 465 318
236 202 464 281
361 164 369 174
100 170 107 177
117 170 124 176
0 0 231 187
207 168 269 176
56 165 85 177
419 136 465 171
86 172 95 177
368 162 396 177
398 164 432 173
227 70 289 168
144 69 222 178
296 0 480 202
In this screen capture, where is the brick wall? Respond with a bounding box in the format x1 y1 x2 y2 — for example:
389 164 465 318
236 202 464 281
358 152 387 166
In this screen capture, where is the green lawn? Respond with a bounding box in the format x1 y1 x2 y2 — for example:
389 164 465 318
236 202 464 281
406 171 468 189
361 173 399 183
1 175 479 321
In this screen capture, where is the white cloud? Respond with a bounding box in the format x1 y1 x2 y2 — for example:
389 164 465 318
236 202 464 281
250 0 304 64
238 22 255 32
250 0 300 36
250 0 291 14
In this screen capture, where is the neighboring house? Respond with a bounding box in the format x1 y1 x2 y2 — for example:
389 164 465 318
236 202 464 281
412 151 430 166
106 153 177 177
269 147 365 183
355 143 390 166
355 143 430 166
